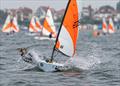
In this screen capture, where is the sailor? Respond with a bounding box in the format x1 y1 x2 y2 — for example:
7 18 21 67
19 48 27 57
45 58 52 63
103 32 106 35
6 33 9 35
18 48 32 63
97 32 100 36
49 32 52 38
39 31 43 36
9 30 15 35
12 30 15 34
93 30 101 37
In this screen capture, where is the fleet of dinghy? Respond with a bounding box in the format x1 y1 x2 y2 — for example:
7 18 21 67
102 17 115 34
0 6 117 38
93 17 116 37
2 14 20 34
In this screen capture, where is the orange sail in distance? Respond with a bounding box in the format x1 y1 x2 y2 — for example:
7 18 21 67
102 17 108 33
108 18 115 34
2 15 20 33
42 8 57 38
29 16 42 33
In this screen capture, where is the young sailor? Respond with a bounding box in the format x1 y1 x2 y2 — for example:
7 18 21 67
18 48 53 63
49 32 52 38
18 48 32 63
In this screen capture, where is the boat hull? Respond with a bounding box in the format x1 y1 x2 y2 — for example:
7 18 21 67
25 33 38 36
34 36 56 41
21 50 64 72
37 60 64 72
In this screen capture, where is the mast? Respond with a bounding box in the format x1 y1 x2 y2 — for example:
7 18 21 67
50 0 71 62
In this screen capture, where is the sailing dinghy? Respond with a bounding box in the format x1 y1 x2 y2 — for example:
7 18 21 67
93 17 115 37
34 7 57 40
26 16 42 36
102 17 115 35
2 15 20 34
102 17 108 34
19 0 79 72
108 17 115 34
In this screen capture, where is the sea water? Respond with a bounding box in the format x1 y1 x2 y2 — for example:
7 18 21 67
0 30 120 86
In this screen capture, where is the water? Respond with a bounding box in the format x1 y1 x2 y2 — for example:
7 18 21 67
0 30 120 86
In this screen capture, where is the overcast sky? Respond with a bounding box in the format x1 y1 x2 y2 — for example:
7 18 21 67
0 0 119 12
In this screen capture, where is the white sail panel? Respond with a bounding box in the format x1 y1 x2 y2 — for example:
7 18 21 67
57 25 74 56
46 8 56 33
12 16 20 32
42 27 50 36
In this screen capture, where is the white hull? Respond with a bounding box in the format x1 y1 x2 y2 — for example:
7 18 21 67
37 60 64 72
34 36 56 41
25 33 38 36
22 50 64 72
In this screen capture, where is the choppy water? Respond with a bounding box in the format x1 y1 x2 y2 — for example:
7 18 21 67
0 30 120 86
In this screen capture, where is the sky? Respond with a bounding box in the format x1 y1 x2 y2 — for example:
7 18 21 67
0 0 120 12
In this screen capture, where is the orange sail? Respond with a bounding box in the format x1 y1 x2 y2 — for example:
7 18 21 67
108 18 115 34
29 16 42 32
42 8 57 38
102 17 107 33
55 0 79 57
2 15 19 32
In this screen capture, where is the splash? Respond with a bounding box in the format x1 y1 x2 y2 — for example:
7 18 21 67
64 55 101 70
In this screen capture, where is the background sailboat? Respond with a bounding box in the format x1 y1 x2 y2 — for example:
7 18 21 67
102 17 108 34
108 18 115 34
26 16 42 36
93 17 115 37
34 8 57 40
2 15 20 34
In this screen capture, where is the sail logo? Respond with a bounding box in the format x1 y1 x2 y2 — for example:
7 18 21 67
73 19 80 28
